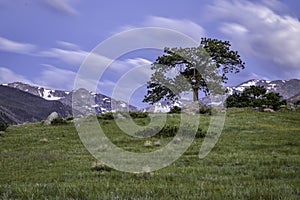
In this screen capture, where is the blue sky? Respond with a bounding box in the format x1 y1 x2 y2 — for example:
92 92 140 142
0 0 300 107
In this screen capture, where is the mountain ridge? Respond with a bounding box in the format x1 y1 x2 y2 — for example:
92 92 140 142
0 78 299 122
0 85 72 124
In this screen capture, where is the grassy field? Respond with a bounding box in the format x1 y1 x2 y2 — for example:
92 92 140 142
0 108 300 199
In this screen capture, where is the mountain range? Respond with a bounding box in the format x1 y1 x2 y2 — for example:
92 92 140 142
0 79 299 124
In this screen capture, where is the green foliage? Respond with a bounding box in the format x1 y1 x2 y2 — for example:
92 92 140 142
91 162 112 172
198 107 212 115
66 116 74 121
97 112 114 120
98 112 149 120
129 112 149 119
135 123 205 138
225 86 286 110
51 117 68 125
0 121 8 131
143 37 245 104
169 106 182 114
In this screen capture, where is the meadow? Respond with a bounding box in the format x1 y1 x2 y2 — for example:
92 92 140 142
0 108 299 199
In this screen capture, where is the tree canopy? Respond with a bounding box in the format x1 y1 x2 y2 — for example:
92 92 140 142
225 85 286 110
143 38 245 104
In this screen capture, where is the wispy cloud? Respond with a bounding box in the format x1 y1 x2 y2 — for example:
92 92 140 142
143 16 205 43
0 36 36 55
208 0 300 79
56 41 80 50
39 47 88 66
115 16 206 43
44 0 79 15
0 67 32 84
35 64 77 90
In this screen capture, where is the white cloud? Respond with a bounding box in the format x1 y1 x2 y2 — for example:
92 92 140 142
39 48 88 66
0 67 32 84
56 41 80 50
144 16 205 43
35 64 77 90
0 36 36 55
97 58 152 99
208 0 300 79
44 0 79 15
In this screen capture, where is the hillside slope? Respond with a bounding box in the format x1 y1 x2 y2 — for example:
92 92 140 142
0 85 72 124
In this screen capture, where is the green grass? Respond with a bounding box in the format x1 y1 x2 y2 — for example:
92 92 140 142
0 108 300 199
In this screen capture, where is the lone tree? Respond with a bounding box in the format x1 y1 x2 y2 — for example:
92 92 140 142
143 38 245 104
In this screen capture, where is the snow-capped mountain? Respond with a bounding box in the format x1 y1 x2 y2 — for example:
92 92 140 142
1 78 299 119
226 79 300 99
60 88 137 116
144 101 183 113
0 85 72 124
2 82 138 115
4 82 69 100
146 78 300 113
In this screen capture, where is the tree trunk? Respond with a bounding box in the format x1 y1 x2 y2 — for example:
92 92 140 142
193 87 199 102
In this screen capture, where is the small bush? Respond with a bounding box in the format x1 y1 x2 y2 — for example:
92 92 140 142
169 106 182 114
199 107 212 115
0 121 9 131
51 118 68 125
97 112 114 120
129 112 149 119
66 116 74 121
135 124 205 138
91 162 112 172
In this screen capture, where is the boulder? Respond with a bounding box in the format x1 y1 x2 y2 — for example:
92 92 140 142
44 112 59 125
263 108 275 112
144 140 152 147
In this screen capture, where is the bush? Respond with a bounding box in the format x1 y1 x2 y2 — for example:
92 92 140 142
66 116 74 121
135 124 205 138
51 117 68 125
129 112 149 119
91 162 112 172
97 112 114 120
98 112 149 120
169 106 182 114
199 107 212 115
0 121 8 131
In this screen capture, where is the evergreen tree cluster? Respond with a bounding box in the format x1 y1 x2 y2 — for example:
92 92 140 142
225 86 286 110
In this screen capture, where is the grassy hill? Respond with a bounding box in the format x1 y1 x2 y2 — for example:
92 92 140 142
0 108 299 199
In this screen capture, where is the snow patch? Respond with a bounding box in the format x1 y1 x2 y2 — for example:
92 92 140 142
43 89 61 100
235 87 245 92
120 103 126 108
153 103 170 113
240 80 258 87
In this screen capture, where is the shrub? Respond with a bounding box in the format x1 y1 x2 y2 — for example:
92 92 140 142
169 106 182 114
199 107 212 115
135 124 205 138
66 116 74 121
51 117 68 125
98 112 149 120
91 162 112 172
129 112 149 119
97 112 114 120
0 121 9 131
